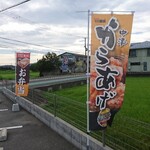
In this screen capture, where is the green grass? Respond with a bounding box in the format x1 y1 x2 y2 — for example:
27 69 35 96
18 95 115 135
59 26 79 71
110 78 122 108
120 77 150 123
54 84 87 103
50 77 150 123
43 76 150 150
0 70 15 80
0 70 39 80
29 71 39 79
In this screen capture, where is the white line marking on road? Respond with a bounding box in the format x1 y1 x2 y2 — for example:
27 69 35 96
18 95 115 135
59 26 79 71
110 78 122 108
0 125 23 130
0 109 8 112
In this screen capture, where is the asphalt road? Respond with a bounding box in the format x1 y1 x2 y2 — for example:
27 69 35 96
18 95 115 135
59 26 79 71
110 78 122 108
0 92 79 150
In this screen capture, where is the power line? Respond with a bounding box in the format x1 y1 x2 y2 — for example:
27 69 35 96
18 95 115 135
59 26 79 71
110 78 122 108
0 44 11 48
0 36 53 49
0 1 87 55
0 12 87 51
2 12 51 32
0 36 85 52
0 36 76 54
2 12 86 39
0 39 25 47
0 0 31 13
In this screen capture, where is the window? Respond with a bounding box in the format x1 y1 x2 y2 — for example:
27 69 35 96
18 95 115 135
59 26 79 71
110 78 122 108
143 62 147 71
130 62 141 66
129 49 136 57
147 49 150 56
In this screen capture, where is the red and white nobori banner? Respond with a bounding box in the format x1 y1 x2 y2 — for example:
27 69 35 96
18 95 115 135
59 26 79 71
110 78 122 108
89 13 133 130
15 52 30 96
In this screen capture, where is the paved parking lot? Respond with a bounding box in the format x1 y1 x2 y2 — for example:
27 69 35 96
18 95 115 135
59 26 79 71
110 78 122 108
0 92 79 150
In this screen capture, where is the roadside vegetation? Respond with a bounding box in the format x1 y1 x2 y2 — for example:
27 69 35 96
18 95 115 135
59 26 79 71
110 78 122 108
0 70 39 80
46 76 150 123
42 76 150 150
0 52 61 80
30 52 61 77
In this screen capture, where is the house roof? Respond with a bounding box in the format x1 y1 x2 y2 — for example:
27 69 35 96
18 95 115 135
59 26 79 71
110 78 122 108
58 52 86 57
58 41 150 56
130 41 150 49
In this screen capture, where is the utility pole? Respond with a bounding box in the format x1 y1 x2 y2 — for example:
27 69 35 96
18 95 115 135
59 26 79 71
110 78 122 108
84 37 87 56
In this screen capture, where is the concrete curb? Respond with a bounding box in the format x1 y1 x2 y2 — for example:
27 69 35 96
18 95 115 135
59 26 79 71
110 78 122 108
12 103 20 112
0 128 7 142
2 88 112 150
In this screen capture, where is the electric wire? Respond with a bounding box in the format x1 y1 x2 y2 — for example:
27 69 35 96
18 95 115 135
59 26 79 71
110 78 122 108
0 1 86 56
1 11 86 39
0 36 54 49
0 0 31 13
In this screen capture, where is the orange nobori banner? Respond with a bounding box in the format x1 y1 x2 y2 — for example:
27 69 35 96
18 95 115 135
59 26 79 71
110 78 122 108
15 52 30 96
89 14 133 130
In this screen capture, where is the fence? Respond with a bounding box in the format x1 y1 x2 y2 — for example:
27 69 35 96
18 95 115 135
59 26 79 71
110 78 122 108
1 80 150 150
26 89 150 150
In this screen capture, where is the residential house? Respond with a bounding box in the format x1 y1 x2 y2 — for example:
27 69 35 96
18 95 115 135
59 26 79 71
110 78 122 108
128 41 150 72
59 41 150 74
58 52 87 73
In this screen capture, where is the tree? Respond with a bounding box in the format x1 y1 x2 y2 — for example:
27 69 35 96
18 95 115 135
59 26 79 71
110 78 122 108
37 52 60 77
30 63 38 71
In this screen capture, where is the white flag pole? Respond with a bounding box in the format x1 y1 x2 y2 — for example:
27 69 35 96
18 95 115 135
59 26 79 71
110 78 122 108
86 9 90 150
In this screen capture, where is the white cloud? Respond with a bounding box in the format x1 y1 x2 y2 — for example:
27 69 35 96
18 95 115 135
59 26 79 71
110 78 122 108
27 1 50 11
0 22 38 32
0 0 149 65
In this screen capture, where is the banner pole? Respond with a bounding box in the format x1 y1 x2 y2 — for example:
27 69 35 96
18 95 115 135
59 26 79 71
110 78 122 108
102 129 106 147
15 52 17 95
86 9 90 150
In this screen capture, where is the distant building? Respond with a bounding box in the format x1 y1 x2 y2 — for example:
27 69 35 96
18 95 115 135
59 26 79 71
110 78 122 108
59 41 150 74
128 41 150 72
58 52 87 73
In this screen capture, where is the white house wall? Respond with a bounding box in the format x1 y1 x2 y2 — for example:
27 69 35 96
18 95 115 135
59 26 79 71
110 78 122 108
128 49 150 72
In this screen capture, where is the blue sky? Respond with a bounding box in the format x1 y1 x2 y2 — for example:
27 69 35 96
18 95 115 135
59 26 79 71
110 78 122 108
0 0 149 65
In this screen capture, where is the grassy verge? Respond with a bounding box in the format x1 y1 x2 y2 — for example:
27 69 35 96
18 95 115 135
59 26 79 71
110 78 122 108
50 77 150 123
0 70 39 80
120 77 150 123
42 76 150 150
